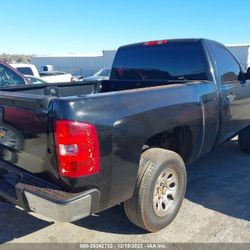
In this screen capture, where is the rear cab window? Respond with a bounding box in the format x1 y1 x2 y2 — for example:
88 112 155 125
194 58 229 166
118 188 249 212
111 40 209 81
16 67 34 76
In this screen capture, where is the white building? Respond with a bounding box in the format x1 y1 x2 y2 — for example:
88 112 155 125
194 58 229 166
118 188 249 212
227 44 250 69
32 50 117 77
32 44 250 77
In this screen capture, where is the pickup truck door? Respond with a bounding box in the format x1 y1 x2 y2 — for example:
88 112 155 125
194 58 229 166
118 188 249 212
211 43 250 143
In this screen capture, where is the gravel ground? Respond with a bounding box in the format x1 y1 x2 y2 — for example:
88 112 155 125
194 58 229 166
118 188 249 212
0 139 249 243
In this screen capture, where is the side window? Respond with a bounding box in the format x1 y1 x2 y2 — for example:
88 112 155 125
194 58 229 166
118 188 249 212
212 44 242 84
0 64 26 87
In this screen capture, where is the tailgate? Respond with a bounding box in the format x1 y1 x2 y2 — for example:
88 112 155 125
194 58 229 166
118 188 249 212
0 91 56 175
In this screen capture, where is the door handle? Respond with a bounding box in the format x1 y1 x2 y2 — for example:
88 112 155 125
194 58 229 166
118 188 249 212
226 94 236 103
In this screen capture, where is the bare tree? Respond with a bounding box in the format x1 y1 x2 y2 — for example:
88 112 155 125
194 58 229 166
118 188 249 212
0 54 32 63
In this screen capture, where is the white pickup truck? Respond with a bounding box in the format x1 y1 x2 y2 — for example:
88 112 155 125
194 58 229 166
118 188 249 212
10 63 74 83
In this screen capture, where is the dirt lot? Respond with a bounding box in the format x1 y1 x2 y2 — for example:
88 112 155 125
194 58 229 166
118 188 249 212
0 139 249 243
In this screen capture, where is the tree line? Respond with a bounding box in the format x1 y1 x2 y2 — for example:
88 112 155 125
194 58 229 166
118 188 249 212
0 54 33 63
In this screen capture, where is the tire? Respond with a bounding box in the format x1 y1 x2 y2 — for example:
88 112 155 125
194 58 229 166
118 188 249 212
124 148 187 232
239 126 250 153
0 169 7 202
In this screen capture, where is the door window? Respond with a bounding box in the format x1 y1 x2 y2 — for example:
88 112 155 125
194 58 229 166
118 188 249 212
212 44 243 83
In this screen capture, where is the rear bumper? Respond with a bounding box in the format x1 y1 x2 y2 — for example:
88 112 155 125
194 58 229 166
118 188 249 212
0 161 100 222
18 183 100 222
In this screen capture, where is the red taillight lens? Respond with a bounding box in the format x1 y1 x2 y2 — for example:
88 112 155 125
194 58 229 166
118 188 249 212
54 120 100 178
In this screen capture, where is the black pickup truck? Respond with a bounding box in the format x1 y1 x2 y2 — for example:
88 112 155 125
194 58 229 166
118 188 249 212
0 38 250 232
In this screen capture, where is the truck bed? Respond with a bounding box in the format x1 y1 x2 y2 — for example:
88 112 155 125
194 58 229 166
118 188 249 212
0 79 189 98
0 78 210 179
0 79 186 172
0 81 97 99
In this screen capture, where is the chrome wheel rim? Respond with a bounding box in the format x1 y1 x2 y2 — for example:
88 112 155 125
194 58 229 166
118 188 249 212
153 168 179 217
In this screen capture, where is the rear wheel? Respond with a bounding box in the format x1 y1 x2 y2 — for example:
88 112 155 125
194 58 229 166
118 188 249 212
124 148 187 232
0 169 7 202
239 126 250 153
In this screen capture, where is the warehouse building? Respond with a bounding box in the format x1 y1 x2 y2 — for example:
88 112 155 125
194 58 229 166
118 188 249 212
32 50 117 77
32 44 250 77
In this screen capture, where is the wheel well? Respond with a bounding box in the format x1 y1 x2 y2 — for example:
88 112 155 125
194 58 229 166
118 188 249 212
144 126 193 163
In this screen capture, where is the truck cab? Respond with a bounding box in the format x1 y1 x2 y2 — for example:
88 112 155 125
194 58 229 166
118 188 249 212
10 63 40 78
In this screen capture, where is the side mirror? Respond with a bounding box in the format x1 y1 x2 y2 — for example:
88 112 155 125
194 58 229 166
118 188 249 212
244 67 250 80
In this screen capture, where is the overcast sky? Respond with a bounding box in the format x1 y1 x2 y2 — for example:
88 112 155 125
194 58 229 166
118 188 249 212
1 0 249 55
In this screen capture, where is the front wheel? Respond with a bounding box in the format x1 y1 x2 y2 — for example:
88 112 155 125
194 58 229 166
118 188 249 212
124 148 187 232
239 126 250 153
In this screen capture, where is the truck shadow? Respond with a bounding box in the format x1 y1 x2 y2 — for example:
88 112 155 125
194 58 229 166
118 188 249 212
74 204 146 234
186 139 250 222
0 140 249 240
75 139 250 233
0 203 53 243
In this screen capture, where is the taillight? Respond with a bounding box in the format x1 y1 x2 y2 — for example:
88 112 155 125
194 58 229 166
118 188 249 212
143 39 168 46
54 120 100 178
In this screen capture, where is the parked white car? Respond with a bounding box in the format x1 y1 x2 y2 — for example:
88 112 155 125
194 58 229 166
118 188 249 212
11 63 74 83
39 71 74 83
10 63 40 77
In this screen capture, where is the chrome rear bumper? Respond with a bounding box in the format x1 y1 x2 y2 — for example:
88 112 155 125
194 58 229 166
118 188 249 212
0 161 100 222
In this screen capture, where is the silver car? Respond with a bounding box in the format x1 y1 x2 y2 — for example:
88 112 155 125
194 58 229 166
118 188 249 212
83 68 111 81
